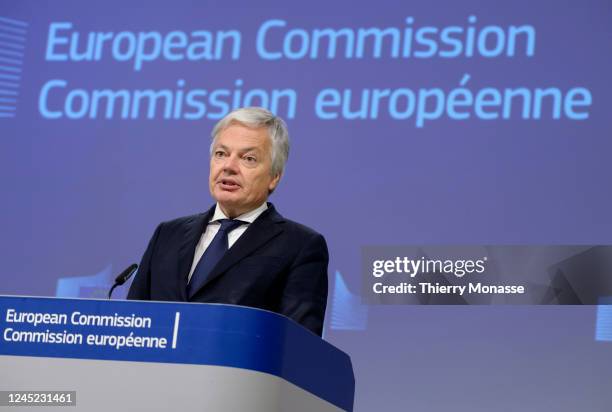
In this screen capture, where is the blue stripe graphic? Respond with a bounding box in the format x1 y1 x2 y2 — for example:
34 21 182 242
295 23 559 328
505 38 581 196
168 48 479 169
0 56 22 65
0 24 27 35
0 65 21 73
0 17 28 28
596 297 612 342
0 41 25 50
0 73 19 80
0 19 27 118
0 48 24 58
0 33 25 43
0 81 19 88
329 271 368 331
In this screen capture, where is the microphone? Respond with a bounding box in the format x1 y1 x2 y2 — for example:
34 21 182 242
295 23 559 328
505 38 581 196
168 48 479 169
108 263 138 299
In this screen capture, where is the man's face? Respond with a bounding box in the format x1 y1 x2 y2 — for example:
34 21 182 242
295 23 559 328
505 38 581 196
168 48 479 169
209 123 280 218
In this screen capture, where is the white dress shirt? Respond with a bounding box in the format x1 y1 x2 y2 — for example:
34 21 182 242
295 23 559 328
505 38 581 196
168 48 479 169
187 202 268 283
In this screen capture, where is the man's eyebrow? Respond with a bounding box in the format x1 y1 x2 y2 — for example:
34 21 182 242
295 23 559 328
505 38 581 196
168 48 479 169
240 147 261 153
213 144 262 153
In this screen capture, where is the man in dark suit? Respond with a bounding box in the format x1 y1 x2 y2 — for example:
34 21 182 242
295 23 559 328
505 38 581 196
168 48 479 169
127 107 328 336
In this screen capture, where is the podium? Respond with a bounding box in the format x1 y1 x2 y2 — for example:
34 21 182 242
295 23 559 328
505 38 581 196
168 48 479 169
0 296 354 411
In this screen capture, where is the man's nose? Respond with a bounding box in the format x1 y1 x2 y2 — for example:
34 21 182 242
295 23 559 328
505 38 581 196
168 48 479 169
221 154 240 173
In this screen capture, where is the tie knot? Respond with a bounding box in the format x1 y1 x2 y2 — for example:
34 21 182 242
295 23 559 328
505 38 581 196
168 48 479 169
217 219 246 233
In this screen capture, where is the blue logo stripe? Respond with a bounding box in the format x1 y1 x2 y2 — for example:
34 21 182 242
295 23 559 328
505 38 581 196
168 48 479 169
0 81 19 88
0 48 24 58
0 41 25 50
0 56 22 65
596 298 612 342
0 73 19 80
0 33 26 43
0 17 28 28
329 271 368 331
0 65 21 73
0 18 24 118
0 24 27 36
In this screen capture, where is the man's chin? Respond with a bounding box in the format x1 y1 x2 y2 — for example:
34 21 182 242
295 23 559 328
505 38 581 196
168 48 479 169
213 192 242 208
214 193 240 204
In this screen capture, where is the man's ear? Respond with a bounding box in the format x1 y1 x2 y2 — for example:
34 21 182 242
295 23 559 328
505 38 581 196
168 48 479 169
268 173 282 193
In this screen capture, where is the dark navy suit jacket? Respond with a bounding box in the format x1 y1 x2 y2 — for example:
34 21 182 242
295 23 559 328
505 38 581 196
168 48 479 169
127 203 328 336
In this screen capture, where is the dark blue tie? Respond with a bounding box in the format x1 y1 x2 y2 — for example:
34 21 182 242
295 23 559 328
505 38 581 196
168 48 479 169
187 219 246 299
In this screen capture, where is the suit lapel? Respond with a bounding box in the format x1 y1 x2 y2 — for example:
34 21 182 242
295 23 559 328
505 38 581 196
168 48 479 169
192 203 285 294
177 206 215 300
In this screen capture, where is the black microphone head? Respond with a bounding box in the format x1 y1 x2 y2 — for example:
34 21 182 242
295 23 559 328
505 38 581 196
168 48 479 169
115 263 138 285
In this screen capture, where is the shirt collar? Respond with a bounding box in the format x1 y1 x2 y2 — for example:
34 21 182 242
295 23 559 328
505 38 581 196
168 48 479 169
210 202 268 224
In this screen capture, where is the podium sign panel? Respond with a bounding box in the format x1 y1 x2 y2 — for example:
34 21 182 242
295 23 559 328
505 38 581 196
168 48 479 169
0 296 354 411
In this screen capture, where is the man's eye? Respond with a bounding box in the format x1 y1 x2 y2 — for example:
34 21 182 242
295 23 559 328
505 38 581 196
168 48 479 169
243 156 257 163
214 151 226 158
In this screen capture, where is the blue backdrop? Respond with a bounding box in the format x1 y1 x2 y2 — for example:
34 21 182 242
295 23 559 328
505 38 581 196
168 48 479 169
1 1 611 410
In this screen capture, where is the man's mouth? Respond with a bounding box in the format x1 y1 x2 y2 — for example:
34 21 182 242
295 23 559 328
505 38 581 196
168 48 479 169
218 179 240 190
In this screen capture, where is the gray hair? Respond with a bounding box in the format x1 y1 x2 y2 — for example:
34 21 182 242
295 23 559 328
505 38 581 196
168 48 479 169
210 107 290 177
